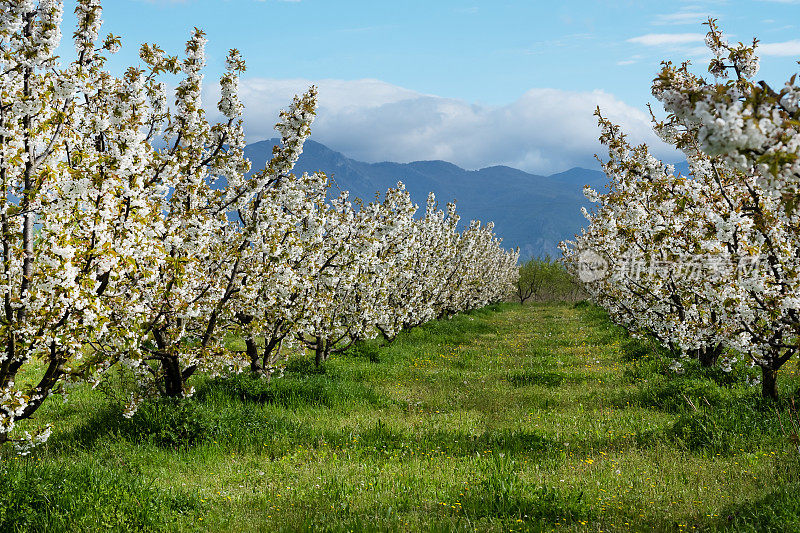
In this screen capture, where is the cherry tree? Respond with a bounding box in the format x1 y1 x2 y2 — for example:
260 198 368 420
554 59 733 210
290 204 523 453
376 191 439 341
561 113 733 367
0 0 166 448
565 19 800 397
107 34 321 403
651 20 800 397
229 165 330 375
297 188 387 366
360 183 419 343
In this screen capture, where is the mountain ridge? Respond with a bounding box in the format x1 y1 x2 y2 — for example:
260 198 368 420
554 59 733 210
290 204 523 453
244 139 609 259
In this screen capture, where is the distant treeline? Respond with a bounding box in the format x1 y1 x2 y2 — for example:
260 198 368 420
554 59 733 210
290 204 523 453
514 256 584 303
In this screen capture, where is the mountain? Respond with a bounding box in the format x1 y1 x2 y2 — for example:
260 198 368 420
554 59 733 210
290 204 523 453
244 139 610 259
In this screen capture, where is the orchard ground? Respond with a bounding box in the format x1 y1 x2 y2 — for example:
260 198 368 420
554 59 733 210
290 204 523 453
3 303 800 532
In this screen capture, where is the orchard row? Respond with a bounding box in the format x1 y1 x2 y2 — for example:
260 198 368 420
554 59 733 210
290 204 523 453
563 20 800 399
0 1 518 452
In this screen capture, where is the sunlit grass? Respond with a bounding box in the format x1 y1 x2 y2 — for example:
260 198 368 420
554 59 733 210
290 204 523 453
3 301 800 531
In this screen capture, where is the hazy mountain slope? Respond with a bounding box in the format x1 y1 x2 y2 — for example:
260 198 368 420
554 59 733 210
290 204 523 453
244 139 609 259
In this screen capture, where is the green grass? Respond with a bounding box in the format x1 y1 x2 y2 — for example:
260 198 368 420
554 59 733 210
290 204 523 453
5 302 800 531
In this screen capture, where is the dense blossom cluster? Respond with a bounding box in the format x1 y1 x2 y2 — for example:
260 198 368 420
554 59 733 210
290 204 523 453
562 19 800 399
0 2 517 450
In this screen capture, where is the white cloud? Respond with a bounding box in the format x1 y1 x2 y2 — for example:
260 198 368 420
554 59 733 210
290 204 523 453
627 33 705 46
653 12 711 26
758 39 800 56
616 54 643 66
206 78 677 175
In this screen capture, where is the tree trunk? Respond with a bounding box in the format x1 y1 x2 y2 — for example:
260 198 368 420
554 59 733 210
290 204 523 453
247 338 261 373
314 339 331 367
315 340 324 367
162 354 184 397
260 336 283 382
761 365 779 400
261 336 283 369
698 344 723 368
376 325 395 344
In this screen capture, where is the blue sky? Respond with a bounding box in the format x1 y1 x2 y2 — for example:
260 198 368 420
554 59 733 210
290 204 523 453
59 0 800 174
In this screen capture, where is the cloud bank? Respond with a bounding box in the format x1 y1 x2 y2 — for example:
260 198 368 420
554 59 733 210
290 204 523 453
627 33 705 46
758 39 800 56
210 78 677 175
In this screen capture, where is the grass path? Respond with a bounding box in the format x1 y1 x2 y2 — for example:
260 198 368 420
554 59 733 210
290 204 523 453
3 303 800 532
